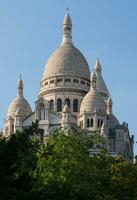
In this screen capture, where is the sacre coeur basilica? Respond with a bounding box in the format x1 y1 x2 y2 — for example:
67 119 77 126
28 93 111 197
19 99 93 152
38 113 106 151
3 12 134 160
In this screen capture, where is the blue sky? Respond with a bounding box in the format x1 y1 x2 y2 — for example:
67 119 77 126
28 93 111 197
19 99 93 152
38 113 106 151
0 0 137 153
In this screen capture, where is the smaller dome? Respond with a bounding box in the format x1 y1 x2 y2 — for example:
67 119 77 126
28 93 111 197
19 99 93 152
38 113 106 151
7 96 32 118
80 89 105 113
7 77 32 118
80 72 105 114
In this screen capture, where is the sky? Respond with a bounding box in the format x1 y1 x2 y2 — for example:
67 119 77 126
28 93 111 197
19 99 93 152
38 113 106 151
0 0 137 153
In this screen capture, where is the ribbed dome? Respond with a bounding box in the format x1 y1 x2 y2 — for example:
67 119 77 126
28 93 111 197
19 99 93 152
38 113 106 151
41 12 90 81
42 44 90 80
80 89 105 113
7 96 32 118
80 72 105 113
7 77 32 118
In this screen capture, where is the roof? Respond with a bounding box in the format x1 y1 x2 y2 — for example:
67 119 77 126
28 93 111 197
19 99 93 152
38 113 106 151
7 96 32 118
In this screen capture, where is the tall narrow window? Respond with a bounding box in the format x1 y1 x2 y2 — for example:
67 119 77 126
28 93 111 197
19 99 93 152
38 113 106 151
57 99 62 112
87 119 90 128
12 124 14 133
101 119 103 126
50 100 54 111
80 121 83 128
40 104 45 120
73 99 78 112
98 119 100 127
65 98 70 108
91 118 93 127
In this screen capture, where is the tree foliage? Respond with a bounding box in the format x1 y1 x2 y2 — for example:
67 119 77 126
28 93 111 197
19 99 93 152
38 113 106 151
0 124 137 200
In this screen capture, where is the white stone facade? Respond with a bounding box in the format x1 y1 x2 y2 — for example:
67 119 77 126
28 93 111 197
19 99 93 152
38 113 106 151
3 12 134 160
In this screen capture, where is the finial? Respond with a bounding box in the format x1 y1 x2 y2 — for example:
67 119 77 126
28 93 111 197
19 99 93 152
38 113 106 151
66 8 69 14
19 74 22 80
94 58 102 73
97 57 100 62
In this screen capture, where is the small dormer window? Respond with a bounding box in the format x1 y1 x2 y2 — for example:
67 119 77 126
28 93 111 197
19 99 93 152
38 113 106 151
87 119 90 128
57 78 62 82
73 79 79 83
81 80 85 84
91 118 93 127
45 81 48 86
65 78 71 82
50 79 54 84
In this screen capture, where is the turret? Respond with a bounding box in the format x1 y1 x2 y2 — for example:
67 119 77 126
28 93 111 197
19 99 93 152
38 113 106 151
14 106 23 132
62 104 71 129
93 59 109 99
107 97 113 114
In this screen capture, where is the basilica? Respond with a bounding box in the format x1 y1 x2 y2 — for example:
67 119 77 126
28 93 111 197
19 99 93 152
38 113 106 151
3 12 134 160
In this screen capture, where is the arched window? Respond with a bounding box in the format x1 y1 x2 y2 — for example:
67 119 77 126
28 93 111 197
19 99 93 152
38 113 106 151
87 119 90 128
91 118 93 127
98 119 100 127
50 100 54 111
101 119 103 126
65 98 70 108
80 121 83 128
12 124 14 133
57 99 62 112
73 99 78 112
40 104 45 120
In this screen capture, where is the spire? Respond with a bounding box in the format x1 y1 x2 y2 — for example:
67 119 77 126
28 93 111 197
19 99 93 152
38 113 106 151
93 59 109 98
90 71 97 89
17 75 23 97
63 103 70 113
61 9 73 45
94 58 102 74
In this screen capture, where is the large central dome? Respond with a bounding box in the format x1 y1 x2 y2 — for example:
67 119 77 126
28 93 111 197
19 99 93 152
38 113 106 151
42 43 90 80
41 12 90 81
39 12 90 114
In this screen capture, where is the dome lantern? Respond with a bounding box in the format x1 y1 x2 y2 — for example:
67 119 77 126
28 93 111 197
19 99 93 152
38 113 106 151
17 75 23 97
61 9 73 45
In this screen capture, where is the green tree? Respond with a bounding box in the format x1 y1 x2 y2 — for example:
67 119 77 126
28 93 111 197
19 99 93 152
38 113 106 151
0 122 40 200
0 125 137 200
